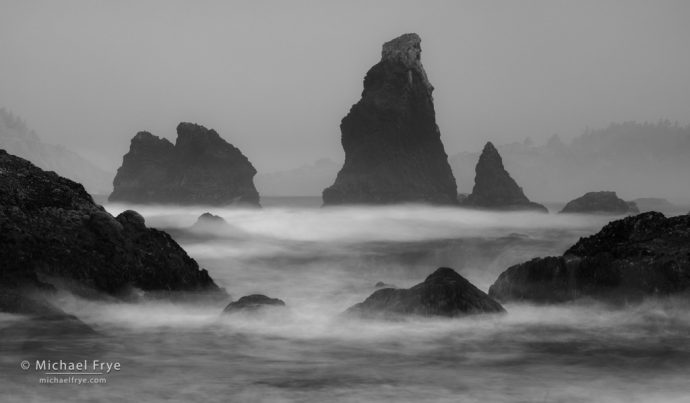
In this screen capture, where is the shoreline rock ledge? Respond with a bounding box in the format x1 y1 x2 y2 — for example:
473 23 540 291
110 122 260 206
322 33 458 205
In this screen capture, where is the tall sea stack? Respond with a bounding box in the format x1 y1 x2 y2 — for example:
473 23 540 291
461 142 547 212
110 122 260 206
322 33 458 205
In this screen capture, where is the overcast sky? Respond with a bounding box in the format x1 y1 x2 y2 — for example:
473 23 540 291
1 0 689 172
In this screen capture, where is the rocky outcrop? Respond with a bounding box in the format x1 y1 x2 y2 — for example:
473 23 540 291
489 212 690 303
322 33 458 205
460 142 547 212
110 122 259 206
223 294 285 313
0 149 225 315
346 267 505 318
560 191 639 214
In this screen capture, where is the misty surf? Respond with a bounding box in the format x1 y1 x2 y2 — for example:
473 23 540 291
3 202 689 403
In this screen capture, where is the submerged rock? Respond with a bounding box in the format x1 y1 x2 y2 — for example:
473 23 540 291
223 294 286 313
560 191 639 214
322 33 458 205
191 212 227 229
0 149 225 316
110 122 260 206
489 212 690 303
346 267 504 318
461 142 547 212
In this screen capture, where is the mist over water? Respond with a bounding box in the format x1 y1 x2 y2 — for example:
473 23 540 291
3 202 689 402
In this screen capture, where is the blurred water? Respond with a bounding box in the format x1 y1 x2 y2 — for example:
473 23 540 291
2 203 689 402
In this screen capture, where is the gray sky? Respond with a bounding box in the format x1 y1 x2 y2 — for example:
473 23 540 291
1 0 689 172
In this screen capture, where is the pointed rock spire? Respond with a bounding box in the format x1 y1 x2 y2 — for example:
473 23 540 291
461 142 547 212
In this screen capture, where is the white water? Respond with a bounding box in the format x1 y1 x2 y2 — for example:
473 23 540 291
2 203 689 402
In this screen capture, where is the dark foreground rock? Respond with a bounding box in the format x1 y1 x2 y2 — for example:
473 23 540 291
461 142 547 212
0 149 225 316
223 294 286 313
346 267 504 318
489 212 690 303
322 33 458 205
110 122 260 206
560 191 639 214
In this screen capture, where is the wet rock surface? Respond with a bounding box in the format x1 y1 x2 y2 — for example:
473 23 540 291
489 212 690 303
347 267 505 318
0 149 225 316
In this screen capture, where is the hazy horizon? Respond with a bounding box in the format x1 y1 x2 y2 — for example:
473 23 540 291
1 0 689 175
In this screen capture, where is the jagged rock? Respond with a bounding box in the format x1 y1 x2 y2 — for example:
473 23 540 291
489 212 690 303
110 122 260 206
322 33 458 205
223 294 285 313
0 149 225 316
460 142 547 212
346 267 505 318
560 191 639 214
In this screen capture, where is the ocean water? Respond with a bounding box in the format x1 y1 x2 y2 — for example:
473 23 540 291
2 202 689 402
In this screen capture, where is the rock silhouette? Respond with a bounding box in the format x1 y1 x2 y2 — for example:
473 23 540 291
322 33 457 205
560 191 639 214
110 122 259 206
461 142 547 212
223 294 286 313
346 267 505 318
0 149 225 316
489 212 690 303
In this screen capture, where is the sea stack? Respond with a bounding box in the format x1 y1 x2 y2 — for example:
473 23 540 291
110 122 260 206
560 191 639 214
461 142 547 212
322 33 458 205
